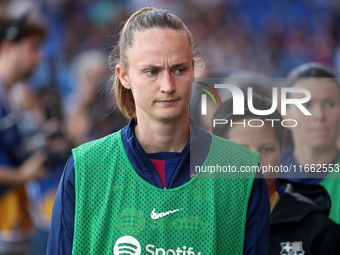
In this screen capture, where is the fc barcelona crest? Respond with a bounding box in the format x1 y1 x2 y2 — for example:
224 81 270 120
280 241 305 255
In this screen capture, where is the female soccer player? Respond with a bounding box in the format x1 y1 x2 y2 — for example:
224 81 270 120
279 63 340 224
47 7 269 254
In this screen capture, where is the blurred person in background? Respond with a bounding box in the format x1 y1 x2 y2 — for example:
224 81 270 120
279 63 340 224
0 11 47 255
189 71 272 133
66 50 127 146
21 85 72 255
47 7 269 254
213 93 340 255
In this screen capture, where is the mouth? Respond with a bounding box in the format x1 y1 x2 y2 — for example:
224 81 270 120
157 99 179 105
309 128 329 135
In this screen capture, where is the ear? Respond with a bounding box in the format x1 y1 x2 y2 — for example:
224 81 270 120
191 58 196 81
116 64 131 89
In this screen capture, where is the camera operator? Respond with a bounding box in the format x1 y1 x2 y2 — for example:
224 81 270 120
0 11 47 255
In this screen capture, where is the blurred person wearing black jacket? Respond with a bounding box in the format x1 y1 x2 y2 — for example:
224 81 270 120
213 94 340 255
0 12 47 255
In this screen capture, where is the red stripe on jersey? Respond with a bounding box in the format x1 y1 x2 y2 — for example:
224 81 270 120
150 158 166 187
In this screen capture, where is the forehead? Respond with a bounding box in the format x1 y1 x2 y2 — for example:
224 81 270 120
291 78 340 100
126 28 192 64
228 120 278 145
134 28 190 45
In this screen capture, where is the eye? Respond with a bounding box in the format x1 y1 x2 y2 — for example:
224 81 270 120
146 69 158 76
260 147 274 153
303 101 311 109
174 68 185 74
324 100 334 109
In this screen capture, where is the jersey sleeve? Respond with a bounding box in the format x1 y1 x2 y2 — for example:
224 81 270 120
46 156 75 255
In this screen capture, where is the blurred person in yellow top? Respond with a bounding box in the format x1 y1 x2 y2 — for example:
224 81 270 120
0 11 47 255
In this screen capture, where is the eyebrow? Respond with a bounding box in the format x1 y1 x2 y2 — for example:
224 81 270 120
259 142 275 147
140 62 190 71
171 63 190 70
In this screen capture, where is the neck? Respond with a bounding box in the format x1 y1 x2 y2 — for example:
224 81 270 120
267 179 277 198
294 144 338 165
135 113 190 153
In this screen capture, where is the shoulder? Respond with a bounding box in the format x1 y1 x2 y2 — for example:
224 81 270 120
72 130 122 158
210 133 252 150
201 133 259 179
210 133 259 159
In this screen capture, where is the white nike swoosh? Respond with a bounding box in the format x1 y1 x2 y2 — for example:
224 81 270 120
151 208 183 220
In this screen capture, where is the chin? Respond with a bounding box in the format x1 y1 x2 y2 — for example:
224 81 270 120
309 140 334 150
158 109 188 122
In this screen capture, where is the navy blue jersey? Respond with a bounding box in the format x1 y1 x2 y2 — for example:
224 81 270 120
47 118 270 255
0 80 23 196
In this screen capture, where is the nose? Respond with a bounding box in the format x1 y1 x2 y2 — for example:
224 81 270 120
312 104 326 121
160 72 175 94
